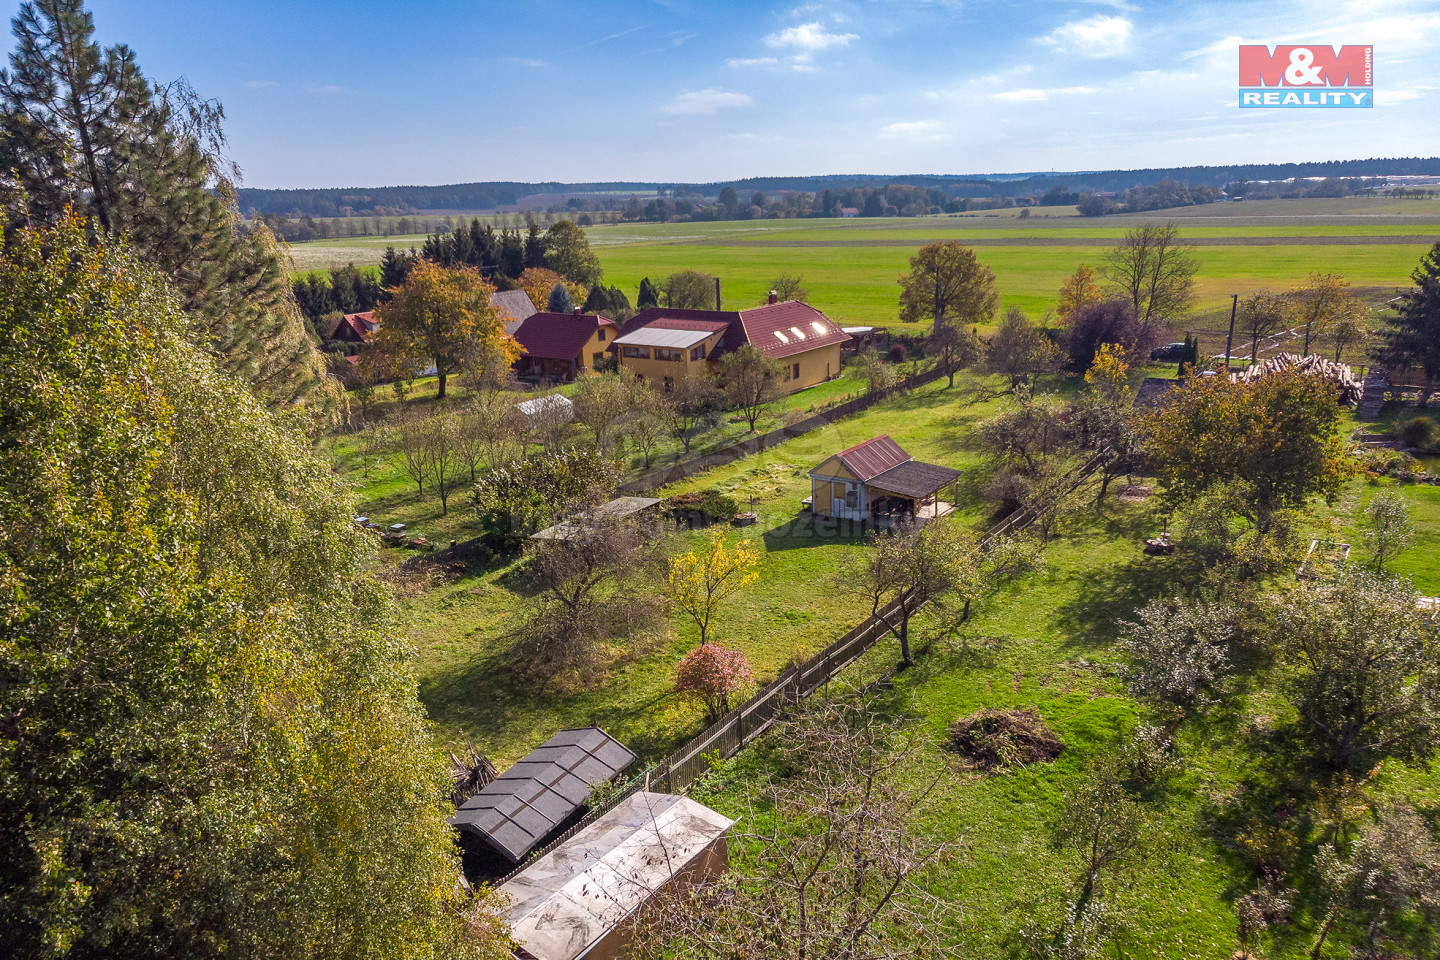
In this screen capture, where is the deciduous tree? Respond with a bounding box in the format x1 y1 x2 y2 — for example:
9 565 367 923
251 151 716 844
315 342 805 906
663 268 717 310
542 218 602 286
1056 264 1102 324
1142 368 1352 530
720 343 785 431
1360 489 1415 572
657 372 722 454
766 272 808 303
1290 272 1359 356
1101 222 1198 332
572 370 647 449
852 519 973 666
372 259 516 400
1238 291 1293 364
984 308 1061 394
664 530 760 645
674 644 754 722
898 240 999 330
927 319 985 389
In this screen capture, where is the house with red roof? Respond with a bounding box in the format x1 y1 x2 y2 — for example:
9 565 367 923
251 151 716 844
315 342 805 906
511 309 618 382
609 295 849 393
807 434 961 524
328 310 379 346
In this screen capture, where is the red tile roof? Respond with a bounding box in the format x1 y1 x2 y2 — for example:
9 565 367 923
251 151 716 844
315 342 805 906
331 311 378 342
736 301 850 360
834 435 911 481
615 302 849 361
512 312 615 361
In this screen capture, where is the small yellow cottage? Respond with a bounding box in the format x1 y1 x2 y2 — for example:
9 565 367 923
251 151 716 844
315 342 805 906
807 435 961 524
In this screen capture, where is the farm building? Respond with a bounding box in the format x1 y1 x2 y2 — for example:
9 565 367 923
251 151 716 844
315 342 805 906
501 791 734 960
611 295 849 393
492 288 538 334
807 434 961 524
450 728 636 872
327 310 378 345
512 310 619 382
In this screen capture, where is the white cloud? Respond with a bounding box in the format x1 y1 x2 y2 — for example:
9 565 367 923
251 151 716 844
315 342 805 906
879 120 949 142
505 57 549 68
727 56 780 67
991 85 1098 101
764 22 858 51
1040 15 1133 57
245 79 277 89
659 87 754 115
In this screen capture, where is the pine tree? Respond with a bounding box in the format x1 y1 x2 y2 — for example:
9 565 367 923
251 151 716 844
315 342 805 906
523 219 546 268
1376 241 1440 380
0 0 330 408
547 282 575 313
638 276 660 310
379 245 417 291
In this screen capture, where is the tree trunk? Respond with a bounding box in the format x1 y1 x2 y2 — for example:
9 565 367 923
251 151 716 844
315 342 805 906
436 370 448 399
899 610 913 666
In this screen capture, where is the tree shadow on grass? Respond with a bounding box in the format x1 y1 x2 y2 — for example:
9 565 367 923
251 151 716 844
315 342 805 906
760 511 872 552
1051 552 1189 652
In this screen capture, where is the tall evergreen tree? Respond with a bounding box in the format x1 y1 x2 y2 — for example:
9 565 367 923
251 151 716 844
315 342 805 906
1376 241 1440 380
0 0 329 408
546 282 576 313
379 245 418 291
638 276 660 310
498 227 524 278
523 219 546 268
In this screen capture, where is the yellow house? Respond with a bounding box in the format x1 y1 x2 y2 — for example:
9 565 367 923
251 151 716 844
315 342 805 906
611 297 848 393
808 435 962 524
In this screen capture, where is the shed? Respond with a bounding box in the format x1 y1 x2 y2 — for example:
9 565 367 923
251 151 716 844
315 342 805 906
531 497 662 541
451 728 636 867
808 434 961 524
501 791 734 960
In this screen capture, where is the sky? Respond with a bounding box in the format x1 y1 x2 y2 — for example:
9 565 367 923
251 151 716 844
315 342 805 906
13 0 1440 188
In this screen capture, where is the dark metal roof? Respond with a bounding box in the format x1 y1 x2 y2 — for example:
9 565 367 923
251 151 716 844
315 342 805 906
835 434 911 481
492 289 538 335
450 728 636 864
867 460 963 499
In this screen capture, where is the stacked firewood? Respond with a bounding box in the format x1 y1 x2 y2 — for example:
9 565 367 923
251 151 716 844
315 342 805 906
1230 353 1364 405
449 743 498 807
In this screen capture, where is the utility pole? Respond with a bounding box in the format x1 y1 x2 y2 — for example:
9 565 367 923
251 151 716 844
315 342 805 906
1224 293 1238 372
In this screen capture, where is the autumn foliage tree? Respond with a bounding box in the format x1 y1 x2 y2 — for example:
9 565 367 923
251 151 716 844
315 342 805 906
664 531 760 645
518 266 584 314
674 644 754 722
1056 264 1102 325
1142 368 1352 530
372 259 517 399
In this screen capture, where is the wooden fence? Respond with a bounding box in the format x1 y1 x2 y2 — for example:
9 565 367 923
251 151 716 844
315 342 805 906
619 364 949 494
489 448 1110 887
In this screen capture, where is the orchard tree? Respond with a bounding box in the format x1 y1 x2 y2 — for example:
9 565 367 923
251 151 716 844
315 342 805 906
1142 367 1352 530
664 530 760 645
898 240 999 330
1101 221 1198 331
1360 489 1415 572
926 320 985 389
1062 299 1156 372
766 272 809 303
1290 272 1360 356
517 266 583 313
1073 344 1143 498
720 343 785 431
372 259 516 399
1238 291 1293 364
1118 598 1237 718
852 519 973 666
1269 570 1440 773
984 308 1061 394
0 216 508 960
674 644 754 722
571 370 648 449
1376 240 1440 381
657 372 723 453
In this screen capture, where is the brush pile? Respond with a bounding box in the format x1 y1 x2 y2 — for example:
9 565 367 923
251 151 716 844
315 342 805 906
949 708 1064 771
449 743 498 807
1229 353 1363 405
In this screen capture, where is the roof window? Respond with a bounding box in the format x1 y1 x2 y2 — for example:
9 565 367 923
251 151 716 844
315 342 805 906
790 326 806 340
773 330 790 344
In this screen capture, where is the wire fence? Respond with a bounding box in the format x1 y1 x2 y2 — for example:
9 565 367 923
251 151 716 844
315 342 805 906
491 445 1110 886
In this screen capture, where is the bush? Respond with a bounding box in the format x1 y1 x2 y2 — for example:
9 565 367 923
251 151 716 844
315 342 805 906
665 488 739 527
889 343 907 363
949 708 1064 770
1061 299 1160 371
470 447 620 552
674 644 754 722
1397 414 1437 449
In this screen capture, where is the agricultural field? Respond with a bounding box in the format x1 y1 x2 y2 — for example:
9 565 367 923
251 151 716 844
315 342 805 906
287 197 1440 340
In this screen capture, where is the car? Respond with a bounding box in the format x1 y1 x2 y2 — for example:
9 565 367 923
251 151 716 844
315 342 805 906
1150 342 1189 362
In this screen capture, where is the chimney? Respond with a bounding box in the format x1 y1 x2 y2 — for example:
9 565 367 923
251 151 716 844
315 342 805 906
574 307 583 317
768 290 778 305
715 277 722 311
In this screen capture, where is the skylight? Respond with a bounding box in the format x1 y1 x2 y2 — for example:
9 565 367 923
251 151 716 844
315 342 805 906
790 326 806 340
773 330 790 344
810 321 827 336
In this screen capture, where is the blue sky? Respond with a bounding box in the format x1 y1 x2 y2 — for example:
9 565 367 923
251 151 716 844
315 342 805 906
19 0 1439 188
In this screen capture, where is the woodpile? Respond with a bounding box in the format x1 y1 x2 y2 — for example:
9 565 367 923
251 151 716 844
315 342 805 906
1229 353 1363 405
449 743 498 807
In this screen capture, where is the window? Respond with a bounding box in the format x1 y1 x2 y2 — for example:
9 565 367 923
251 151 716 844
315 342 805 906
597 328 606 342
792 362 801 380
622 345 650 359
655 347 684 362
690 344 705 361
810 321 828 336
773 330 789 344
789 326 806 340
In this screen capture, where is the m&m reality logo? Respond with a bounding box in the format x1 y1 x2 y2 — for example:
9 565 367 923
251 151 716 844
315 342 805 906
1238 45 1372 108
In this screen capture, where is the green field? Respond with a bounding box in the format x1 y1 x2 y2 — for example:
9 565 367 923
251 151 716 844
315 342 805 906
288 199 1439 333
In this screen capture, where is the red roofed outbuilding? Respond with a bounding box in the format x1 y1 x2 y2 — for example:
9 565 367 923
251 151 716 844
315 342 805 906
328 311 379 345
610 296 848 393
808 435 962 524
511 309 618 382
